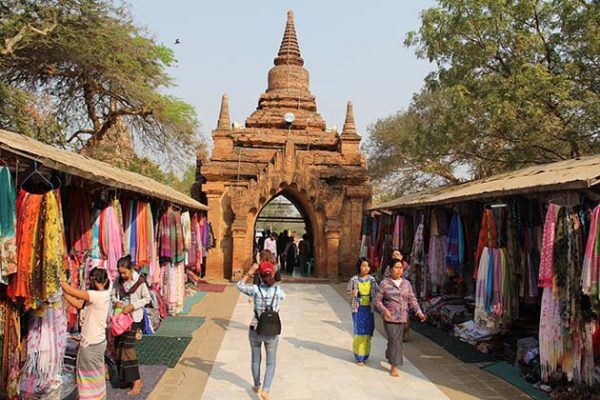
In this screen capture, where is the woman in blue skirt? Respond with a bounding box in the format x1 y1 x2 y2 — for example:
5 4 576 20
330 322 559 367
346 258 379 365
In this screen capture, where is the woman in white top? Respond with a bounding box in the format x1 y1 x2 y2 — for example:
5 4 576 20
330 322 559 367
61 267 111 400
111 255 151 395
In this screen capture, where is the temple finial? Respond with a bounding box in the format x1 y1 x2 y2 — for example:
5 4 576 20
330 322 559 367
217 94 231 130
274 10 304 67
342 101 357 136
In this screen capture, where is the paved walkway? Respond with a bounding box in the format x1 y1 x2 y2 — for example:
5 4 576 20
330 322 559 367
202 284 450 400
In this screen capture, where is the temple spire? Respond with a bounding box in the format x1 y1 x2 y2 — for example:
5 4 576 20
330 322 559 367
342 101 358 136
217 94 231 130
274 10 304 67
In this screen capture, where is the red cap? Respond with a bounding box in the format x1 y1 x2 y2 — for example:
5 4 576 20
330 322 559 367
259 261 275 277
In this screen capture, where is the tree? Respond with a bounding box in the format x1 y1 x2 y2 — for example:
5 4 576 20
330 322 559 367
0 0 199 163
367 0 600 195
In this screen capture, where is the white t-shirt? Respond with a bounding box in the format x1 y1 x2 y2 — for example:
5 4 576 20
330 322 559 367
80 290 111 346
392 278 403 288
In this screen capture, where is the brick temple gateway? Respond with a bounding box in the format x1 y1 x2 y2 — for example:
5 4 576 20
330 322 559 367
198 11 371 280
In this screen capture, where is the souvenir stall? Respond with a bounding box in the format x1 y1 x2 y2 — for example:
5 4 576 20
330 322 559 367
364 155 600 393
0 129 209 399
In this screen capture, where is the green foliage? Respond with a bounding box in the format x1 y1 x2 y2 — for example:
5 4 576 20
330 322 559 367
0 0 200 164
127 157 196 195
367 0 600 196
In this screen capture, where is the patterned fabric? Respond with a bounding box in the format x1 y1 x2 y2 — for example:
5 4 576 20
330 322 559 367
115 321 142 385
582 205 600 297
346 275 378 313
538 203 558 288
352 305 374 362
77 341 107 400
374 278 422 323
237 282 285 327
0 167 16 283
475 209 497 278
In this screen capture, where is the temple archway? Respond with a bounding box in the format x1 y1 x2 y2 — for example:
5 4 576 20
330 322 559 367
197 11 371 281
253 188 318 276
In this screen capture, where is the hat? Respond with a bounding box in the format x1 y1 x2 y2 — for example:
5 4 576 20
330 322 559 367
258 261 275 277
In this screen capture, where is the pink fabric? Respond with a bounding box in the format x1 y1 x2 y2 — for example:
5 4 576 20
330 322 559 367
539 204 558 288
105 205 123 282
582 205 600 296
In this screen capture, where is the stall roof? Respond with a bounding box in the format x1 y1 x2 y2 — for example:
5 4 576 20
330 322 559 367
370 154 600 211
0 129 207 211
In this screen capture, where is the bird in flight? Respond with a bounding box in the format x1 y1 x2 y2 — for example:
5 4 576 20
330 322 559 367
175 38 181 45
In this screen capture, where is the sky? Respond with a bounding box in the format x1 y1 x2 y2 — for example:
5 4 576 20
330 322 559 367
129 0 437 155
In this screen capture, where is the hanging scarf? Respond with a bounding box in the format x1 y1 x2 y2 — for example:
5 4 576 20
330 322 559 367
475 209 497 277
582 204 600 298
20 296 67 398
0 167 17 282
67 189 91 263
538 203 559 288
446 212 465 274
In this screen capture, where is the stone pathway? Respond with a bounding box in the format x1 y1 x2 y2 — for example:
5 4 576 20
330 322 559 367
201 284 450 400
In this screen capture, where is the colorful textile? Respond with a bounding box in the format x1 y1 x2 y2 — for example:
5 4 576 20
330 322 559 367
475 209 497 277
582 205 600 297
538 204 558 288
352 305 374 362
20 296 67 398
11 189 66 309
158 208 185 263
474 247 511 330
67 189 92 264
77 341 107 400
0 167 16 283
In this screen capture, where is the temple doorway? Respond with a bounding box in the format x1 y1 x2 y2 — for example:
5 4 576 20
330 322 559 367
254 195 314 277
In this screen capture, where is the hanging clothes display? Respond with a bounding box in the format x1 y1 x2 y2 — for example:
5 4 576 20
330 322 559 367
186 213 204 273
582 204 600 298
410 214 428 298
1 302 21 400
158 207 186 315
10 189 66 310
66 189 92 264
428 211 446 293
538 204 595 385
123 201 158 284
446 212 465 275
0 167 17 283
99 199 124 281
474 247 511 330
19 295 67 398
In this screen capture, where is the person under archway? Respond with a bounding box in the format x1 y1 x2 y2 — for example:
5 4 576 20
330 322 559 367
298 234 311 276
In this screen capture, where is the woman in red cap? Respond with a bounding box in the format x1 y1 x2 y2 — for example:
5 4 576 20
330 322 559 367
237 253 285 400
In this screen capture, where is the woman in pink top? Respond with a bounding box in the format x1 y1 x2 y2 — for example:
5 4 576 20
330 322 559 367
374 259 426 377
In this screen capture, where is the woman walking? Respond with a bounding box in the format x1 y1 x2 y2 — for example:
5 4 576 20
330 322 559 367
375 259 426 377
61 268 111 400
346 258 378 365
112 255 151 395
237 261 285 400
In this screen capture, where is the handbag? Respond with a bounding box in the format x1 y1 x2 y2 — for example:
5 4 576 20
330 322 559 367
111 312 133 337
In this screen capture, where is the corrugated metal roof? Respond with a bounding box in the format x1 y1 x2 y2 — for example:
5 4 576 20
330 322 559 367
369 154 600 211
0 129 207 211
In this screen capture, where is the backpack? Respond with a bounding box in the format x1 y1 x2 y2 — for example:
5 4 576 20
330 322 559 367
255 286 281 336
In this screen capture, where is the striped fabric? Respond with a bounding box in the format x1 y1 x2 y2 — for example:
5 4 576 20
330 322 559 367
77 341 107 400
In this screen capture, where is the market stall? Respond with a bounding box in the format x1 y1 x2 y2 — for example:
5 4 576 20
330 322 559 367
364 154 600 392
0 129 210 399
